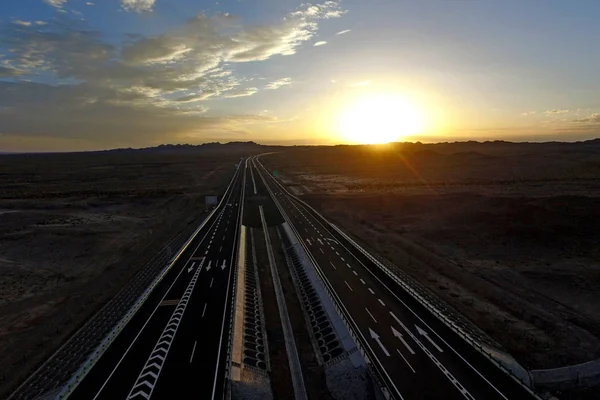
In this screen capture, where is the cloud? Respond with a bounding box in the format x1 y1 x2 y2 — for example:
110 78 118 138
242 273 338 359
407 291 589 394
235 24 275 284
336 29 351 35
265 77 292 90
0 1 345 149
13 20 32 27
521 111 536 116
544 109 570 115
0 67 25 77
223 87 259 98
121 0 155 12
11 20 47 27
86 2 94 4
313 41 327 46
573 113 600 123
43 0 67 9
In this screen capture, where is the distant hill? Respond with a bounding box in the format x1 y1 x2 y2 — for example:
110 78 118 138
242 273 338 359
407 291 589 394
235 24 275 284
100 141 271 154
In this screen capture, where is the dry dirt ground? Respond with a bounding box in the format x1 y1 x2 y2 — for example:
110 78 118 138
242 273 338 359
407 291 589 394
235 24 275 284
261 141 600 376
0 148 254 397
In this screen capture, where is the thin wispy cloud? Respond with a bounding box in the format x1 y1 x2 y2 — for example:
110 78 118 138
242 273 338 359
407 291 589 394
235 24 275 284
265 78 292 90
522 111 536 116
121 0 156 13
544 109 570 115
336 29 351 35
314 41 327 46
573 113 600 123
43 0 67 9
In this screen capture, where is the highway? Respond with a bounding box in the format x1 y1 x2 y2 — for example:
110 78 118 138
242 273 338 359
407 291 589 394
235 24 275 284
69 158 247 400
252 156 539 400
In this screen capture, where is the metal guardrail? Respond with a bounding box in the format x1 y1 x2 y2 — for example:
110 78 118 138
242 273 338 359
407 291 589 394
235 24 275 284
256 156 542 399
8 168 240 400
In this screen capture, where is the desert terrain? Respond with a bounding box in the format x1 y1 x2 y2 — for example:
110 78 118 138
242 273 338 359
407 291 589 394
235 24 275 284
262 140 600 397
0 143 262 398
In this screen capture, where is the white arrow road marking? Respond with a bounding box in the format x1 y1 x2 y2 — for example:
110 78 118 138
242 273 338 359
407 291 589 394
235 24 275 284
392 326 415 355
369 328 390 357
221 259 227 270
206 261 212 271
190 341 197 363
366 307 377 323
390 313 471 399
416 325 443 352
396 349 416 373
187 262 196 273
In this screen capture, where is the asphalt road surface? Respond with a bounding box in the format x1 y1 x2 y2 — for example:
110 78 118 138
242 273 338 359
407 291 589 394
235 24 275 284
253 156 538 400
70 159 247 400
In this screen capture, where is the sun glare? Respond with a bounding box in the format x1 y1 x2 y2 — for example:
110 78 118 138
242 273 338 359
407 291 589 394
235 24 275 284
336 93 424 144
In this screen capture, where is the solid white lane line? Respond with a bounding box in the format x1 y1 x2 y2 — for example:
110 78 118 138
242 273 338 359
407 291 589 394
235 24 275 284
360 279 366 285
345 281 353 291
397 349 416 373
353 270 358 276
378 299 386 307
368 288 375 295
366 307 377 323
329 261 337 270
190 341 197 363
210 278 214 288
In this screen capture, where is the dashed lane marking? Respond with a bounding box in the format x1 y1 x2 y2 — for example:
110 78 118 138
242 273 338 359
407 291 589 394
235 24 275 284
360 279 366 285
378 299 386 307
189 341 197 363
330 261 336 270
368 288 375 295
353 270 358 276
202 303 207 318
345 281 353 292
366 307 377 323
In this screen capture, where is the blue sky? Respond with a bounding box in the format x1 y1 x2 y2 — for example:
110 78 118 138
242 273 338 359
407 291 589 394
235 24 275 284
1 0 600 151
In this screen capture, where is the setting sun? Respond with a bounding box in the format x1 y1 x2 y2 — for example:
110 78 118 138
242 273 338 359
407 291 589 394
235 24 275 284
336 93 424 144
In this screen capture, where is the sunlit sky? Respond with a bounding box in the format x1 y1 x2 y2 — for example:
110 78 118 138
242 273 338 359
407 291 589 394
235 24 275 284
1 0 600 151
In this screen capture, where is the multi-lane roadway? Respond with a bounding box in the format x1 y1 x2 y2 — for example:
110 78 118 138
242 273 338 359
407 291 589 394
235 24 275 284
69 159 247 400
252 156 538 400
63 155 539 400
